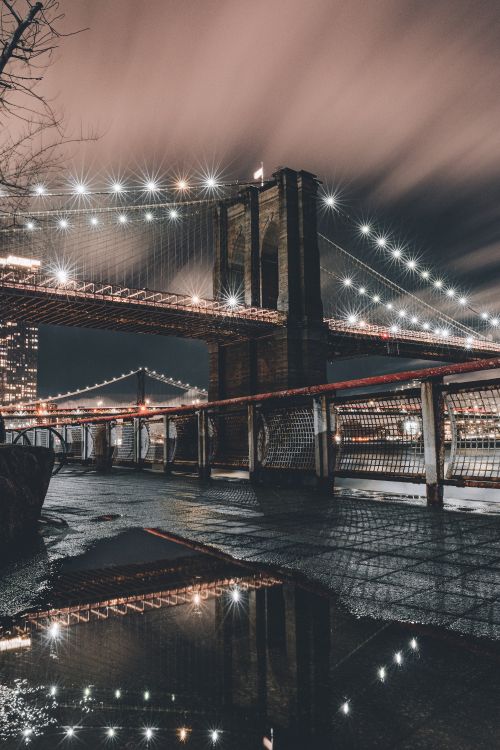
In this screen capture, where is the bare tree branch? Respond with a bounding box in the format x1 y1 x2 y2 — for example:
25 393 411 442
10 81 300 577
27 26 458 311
0 2 43 76
0 1 94 204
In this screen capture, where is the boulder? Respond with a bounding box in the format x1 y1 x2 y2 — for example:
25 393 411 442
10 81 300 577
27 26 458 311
0 445 54 547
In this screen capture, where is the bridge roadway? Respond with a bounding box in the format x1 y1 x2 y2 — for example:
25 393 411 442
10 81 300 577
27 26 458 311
2 271 500 361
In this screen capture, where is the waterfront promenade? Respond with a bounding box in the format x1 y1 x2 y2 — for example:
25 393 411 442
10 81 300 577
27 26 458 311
7 468 496 640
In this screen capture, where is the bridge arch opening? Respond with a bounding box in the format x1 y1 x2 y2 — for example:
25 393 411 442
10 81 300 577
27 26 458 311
261 221 279 310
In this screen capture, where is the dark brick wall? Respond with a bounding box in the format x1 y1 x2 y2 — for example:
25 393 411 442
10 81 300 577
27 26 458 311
210 167 327 399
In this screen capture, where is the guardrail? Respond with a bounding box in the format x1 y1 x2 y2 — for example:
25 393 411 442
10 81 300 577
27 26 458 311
6 357 500 505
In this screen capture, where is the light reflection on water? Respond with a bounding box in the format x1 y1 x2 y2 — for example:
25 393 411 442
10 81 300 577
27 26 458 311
1 548 500 749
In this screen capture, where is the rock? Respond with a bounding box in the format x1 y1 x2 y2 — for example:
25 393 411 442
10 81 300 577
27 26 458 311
0 445 54 547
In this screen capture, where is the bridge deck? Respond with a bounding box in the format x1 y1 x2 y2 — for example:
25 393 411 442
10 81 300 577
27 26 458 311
0 273 282 341
2 271 500 360
326 320 500 362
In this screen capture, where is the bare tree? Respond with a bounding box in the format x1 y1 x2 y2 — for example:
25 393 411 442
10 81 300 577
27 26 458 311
0 1 91 203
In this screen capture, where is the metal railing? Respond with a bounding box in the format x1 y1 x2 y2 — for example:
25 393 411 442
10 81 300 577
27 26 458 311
6 358 500 505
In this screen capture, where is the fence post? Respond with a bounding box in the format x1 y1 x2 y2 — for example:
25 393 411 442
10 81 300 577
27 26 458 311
106 422 113 468
248 403 259 481
162 415 172 474
313 394 333 492
421 378 444 507
133 418 142 469
82 425 89 464
197 409 211 480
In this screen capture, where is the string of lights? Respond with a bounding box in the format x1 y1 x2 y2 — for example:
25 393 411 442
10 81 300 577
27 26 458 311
320 191 496 332
336 635 420 720
18 722 222 745
0 201 210 233
321 265 469 342
13 633 421 743
319 234 482 341
0 167 263 201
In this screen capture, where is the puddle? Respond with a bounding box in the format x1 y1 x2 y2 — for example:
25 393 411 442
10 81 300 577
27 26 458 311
1 530 499 749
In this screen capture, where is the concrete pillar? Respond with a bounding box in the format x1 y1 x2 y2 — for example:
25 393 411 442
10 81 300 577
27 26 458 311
197 409 211 480
421 378 444 507
313 394 333 492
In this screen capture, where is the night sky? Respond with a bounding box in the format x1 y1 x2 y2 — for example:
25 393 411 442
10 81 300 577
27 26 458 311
20 0 500 395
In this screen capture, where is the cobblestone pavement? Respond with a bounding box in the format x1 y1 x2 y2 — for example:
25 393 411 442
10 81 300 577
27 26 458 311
4 468 500 639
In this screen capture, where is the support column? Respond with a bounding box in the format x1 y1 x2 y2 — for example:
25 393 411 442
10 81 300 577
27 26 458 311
313 394 333 492
421 378 444 507
197 409 211 480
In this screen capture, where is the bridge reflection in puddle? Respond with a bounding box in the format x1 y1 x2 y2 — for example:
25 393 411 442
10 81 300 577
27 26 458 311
1 539 499 750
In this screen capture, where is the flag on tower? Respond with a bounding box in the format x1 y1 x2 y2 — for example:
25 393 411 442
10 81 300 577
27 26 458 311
253 162 264 185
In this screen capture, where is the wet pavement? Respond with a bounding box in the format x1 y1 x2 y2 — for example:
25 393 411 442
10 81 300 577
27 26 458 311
2 470 500 748
2 468 500 641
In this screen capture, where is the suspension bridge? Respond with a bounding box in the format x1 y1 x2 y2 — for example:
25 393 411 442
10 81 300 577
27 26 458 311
2 165 500 408
4 165 500 507
1 366 207 420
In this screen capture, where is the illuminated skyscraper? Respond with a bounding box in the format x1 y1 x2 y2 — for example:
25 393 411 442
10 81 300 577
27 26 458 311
0 256 40 405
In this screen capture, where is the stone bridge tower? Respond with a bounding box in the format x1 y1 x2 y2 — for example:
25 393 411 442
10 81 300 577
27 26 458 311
210 167 327 400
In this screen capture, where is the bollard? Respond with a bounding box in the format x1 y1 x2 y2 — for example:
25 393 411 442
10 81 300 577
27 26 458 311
421 378 444 507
